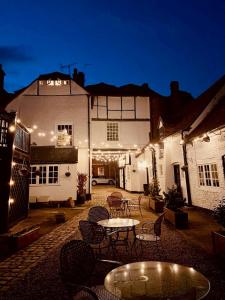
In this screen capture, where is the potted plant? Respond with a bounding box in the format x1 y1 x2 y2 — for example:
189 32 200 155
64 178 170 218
76 172 87 204
149 178 164 213
212 198 225 260
163 185 188 229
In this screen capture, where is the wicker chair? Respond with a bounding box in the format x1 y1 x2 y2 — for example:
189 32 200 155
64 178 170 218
126 195 143 217
107 196 126 217
110 192 123 199
132 213 165 257
60 240 121 300
79 220 115 256
88 206 110 223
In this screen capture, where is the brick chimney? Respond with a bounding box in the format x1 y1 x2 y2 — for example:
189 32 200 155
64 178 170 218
73 68 85 87
170 81 179 95
0 64 5 91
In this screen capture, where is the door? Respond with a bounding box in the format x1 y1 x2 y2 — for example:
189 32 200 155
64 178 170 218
173 164 181 190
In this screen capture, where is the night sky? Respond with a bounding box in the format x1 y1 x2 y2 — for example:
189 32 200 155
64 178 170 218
1 0 225 97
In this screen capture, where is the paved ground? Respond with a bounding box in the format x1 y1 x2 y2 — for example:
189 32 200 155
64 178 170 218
0 186 223 297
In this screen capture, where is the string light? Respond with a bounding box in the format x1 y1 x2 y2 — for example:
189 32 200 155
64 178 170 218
9 125 16 132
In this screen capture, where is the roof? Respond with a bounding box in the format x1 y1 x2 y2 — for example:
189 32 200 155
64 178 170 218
187 95 225 139
0 89 14 110
85 82 158 96
30 146 78 164
38 72 71 80
159 74 225 139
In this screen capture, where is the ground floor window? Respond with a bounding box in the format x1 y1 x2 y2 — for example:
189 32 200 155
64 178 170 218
198 163 219 187
30 165 59 185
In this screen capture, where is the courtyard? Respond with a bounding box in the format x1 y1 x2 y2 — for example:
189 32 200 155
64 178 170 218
0 186 224 299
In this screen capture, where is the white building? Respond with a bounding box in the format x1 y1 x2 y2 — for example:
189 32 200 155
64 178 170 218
6 71 89 203
6 70 158 202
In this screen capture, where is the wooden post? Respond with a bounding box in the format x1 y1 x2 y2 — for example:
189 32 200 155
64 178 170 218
0 112 16 234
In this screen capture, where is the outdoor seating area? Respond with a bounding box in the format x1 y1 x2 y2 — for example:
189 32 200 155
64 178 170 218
0 187 225 299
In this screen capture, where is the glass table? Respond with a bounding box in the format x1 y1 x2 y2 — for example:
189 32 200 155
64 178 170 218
98 218 140 249
104 261 210 299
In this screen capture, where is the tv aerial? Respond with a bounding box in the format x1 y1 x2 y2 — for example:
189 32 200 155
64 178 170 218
60 62 77 76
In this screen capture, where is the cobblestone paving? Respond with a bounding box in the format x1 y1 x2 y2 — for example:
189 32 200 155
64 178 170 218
0 187 143 293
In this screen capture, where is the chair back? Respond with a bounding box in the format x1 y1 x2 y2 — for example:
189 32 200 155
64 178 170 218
107 196 123 208
154 213 165 237
110 192 123 199
60 239 96 288
88 206 110 223
79 220 106 245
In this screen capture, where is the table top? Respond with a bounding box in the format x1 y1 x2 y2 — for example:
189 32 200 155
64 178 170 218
104 261 210 300
98 218 140 228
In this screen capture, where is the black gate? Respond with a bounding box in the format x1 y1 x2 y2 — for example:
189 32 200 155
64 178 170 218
0 111 30 233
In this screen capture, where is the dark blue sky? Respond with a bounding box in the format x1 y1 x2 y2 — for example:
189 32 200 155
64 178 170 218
1 0 225 96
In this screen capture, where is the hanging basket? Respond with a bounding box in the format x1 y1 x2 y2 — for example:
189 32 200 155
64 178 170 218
65 171 71 177
19 168 29 177
35 169 41 176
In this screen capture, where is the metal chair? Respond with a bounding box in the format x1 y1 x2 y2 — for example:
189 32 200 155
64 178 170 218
79 220 115 257
110 192 123 199
107 196 126 217
88 206 110 223
60 239 121 300
126 195 143 217
132 213 165 257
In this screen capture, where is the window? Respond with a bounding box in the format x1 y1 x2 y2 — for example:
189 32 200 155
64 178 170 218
30 165 59 185
107 122 119 141
46 79 68 86
198 164 219 187
56 124 73 147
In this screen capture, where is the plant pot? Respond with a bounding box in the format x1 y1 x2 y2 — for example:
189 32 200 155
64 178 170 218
55 213 66 223
76 193 86 204
164 207 188 229
212 230 225 260
149 197 164 213
12 226 40 250
86 193 92 201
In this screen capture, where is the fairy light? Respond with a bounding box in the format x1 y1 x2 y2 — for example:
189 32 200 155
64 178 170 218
9 180 15 186
9 198 14 205
16 118 21 124
33 125 38 129
12 161 16 167
9 125 16 132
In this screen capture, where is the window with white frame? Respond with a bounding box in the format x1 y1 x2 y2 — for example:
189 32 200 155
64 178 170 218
198 164 219 187
107 122 119 141
30 165 59 185
56 124 73 147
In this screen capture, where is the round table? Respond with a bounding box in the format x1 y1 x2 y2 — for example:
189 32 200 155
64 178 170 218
98 218 140 229
104 261 210 300
98 218 140 249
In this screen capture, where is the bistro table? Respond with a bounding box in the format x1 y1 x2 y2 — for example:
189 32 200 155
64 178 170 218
97 218 140 249
104 261 210 300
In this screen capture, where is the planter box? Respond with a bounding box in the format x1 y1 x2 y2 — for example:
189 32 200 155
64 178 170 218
149 197 164 213
212 231 225 260
12 226 40 250
164 207 188 229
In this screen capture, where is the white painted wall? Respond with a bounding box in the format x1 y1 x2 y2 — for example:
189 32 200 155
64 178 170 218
91 120 149 149
6 79 90 200
30 164 77 201
187 129 225 210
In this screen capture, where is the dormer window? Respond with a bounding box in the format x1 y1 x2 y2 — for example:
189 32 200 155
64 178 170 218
45 79 68 86
47 80 54 86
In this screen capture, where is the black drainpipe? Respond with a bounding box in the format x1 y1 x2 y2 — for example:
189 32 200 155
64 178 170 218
182 132 192 206
87 95 91 194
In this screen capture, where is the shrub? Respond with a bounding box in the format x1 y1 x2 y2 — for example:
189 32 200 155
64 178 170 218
163 185 186 211
213 198 225 228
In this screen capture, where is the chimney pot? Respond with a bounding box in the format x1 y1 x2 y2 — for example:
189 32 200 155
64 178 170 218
170 81 179 95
